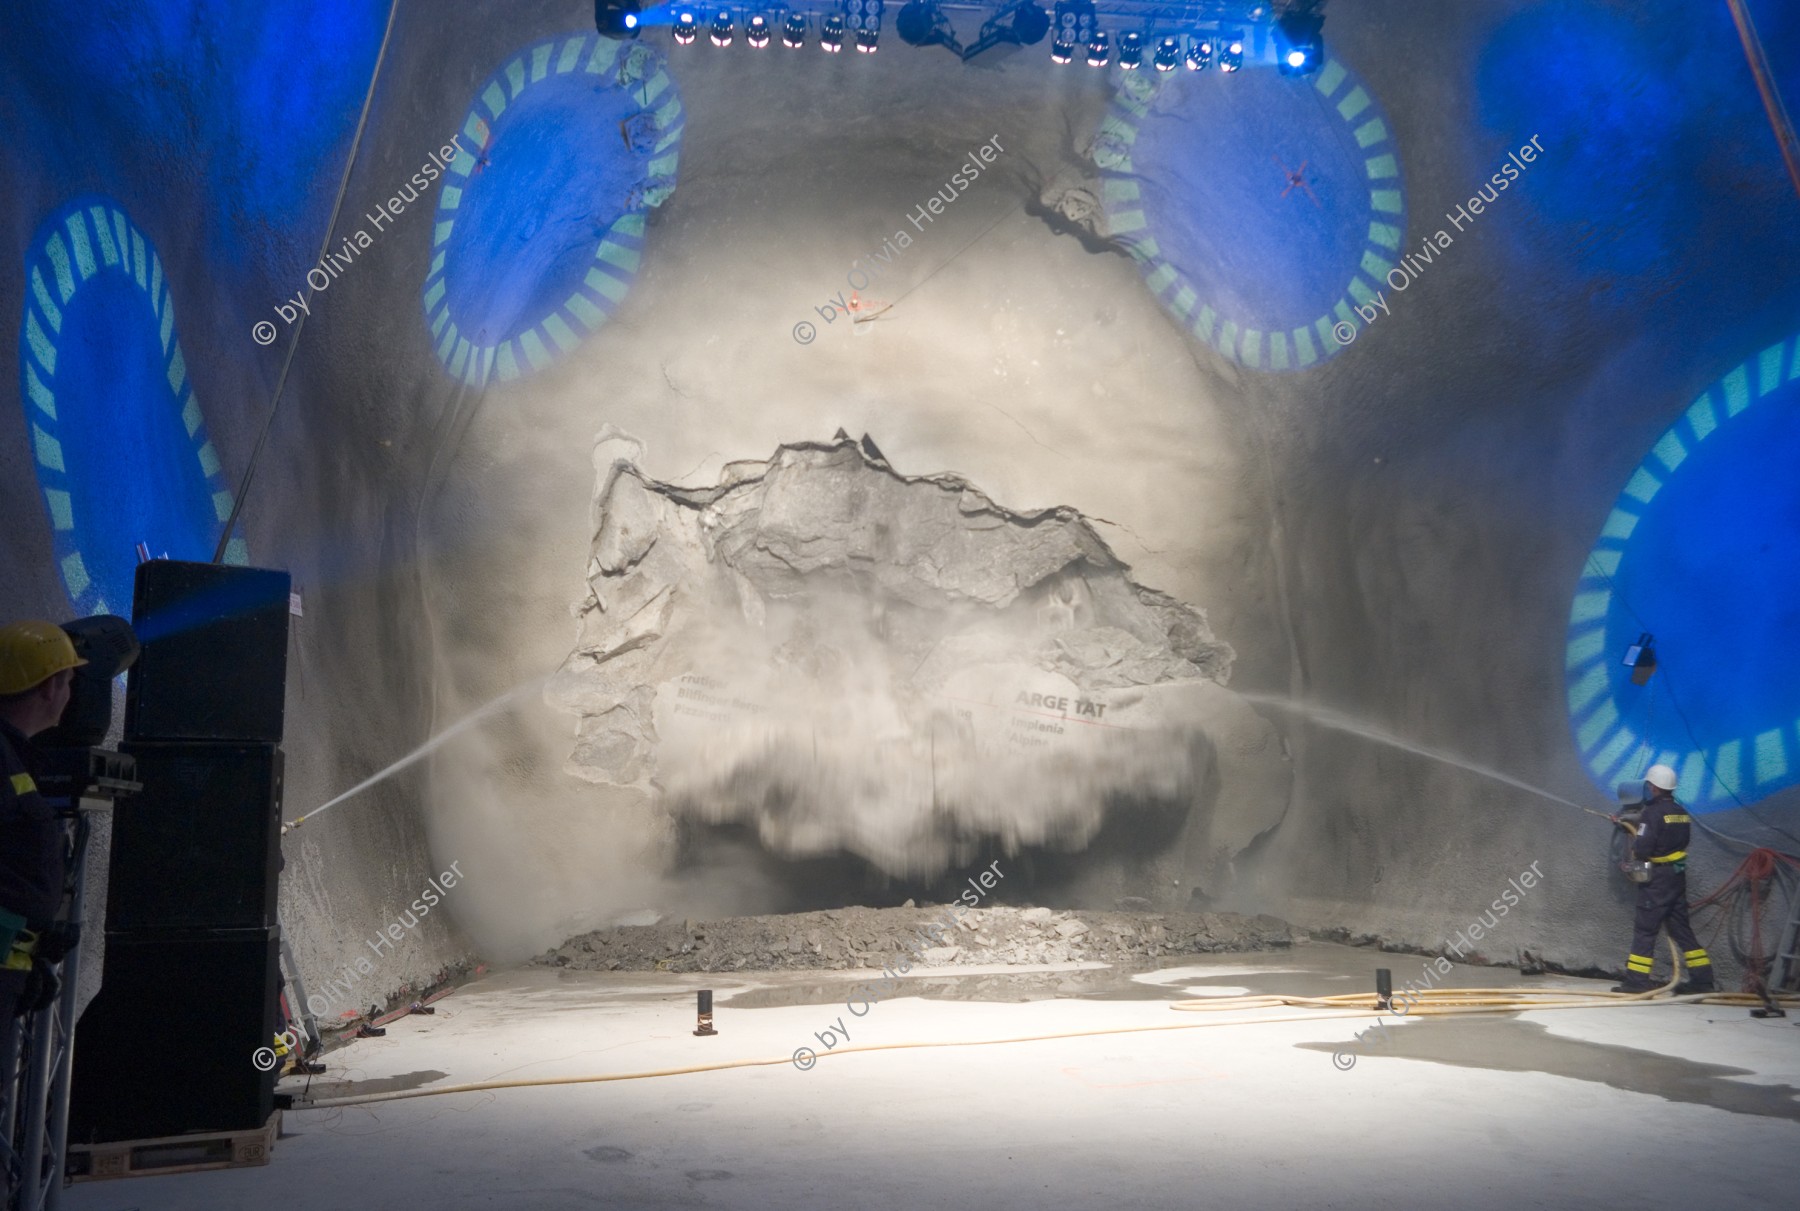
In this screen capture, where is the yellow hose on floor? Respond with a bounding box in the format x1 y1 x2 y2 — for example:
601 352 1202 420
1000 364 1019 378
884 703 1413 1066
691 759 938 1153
293 940 1794 1110
287 1007 1441 1110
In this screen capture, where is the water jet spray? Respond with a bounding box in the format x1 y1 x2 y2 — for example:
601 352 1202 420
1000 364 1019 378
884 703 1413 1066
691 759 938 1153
282 676 551 834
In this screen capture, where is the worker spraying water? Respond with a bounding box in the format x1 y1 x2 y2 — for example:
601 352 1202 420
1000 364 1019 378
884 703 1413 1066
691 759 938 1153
1611 764 1715 994
1238 692 1727 995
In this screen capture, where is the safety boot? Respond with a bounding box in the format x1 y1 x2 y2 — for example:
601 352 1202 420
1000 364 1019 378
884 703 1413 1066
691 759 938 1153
1674 977 1716 995
1610 977 1656 994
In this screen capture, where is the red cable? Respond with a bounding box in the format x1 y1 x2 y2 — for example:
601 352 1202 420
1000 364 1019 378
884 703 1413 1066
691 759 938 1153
1689 848 1798 995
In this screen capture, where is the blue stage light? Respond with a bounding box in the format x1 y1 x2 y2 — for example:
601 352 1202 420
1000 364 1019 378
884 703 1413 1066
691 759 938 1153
1277 7 1324 76
594 0 642 38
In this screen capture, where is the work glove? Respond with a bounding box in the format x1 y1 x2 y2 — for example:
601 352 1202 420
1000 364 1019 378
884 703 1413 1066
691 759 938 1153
16 960 60 1016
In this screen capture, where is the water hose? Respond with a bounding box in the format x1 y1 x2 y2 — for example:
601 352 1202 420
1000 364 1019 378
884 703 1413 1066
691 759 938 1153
283 1008 1467 1110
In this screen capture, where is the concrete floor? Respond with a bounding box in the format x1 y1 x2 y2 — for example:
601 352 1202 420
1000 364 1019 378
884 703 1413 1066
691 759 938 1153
67 941 1800 1210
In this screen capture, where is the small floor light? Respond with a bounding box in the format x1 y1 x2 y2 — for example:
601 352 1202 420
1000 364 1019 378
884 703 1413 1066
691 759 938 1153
694 988 718 1036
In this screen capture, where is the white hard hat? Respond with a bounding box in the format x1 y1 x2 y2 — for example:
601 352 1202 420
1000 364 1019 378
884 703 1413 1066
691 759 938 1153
1644 764 1678 792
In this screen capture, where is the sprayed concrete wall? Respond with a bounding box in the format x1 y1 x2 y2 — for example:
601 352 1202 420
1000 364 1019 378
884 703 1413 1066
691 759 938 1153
0 1 475 1017
3 0 1799 1003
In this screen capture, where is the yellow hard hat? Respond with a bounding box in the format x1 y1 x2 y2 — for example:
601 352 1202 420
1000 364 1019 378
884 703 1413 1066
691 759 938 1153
0 621 87 695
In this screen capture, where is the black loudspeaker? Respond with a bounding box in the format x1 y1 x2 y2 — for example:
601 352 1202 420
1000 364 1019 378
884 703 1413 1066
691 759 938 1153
125 561 291 743
70 929 280 1141
107 742 283 932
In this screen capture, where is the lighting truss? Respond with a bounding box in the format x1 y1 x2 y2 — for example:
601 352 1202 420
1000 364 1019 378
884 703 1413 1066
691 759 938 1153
663 2 1317 66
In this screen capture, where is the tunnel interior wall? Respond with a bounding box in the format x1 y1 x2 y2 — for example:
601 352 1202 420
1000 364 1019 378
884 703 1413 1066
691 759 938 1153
2 0 1798 989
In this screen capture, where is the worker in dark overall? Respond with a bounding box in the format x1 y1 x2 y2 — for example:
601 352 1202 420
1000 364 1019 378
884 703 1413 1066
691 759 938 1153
1612 763 1715 994
0 621 86 1027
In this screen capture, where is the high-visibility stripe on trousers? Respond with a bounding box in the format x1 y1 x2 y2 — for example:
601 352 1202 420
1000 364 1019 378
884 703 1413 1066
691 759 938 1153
1628 865 1706 980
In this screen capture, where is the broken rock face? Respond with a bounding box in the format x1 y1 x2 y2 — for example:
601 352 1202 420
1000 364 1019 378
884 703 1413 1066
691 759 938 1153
547 431 1289 888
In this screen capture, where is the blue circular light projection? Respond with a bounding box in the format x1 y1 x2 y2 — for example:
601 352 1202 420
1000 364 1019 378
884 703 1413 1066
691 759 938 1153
17 199 244 616
1097 54 1405 371
425 34 683 385
1566 335 1800 812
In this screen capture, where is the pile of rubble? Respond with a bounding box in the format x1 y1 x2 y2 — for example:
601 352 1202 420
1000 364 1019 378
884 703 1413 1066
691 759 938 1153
535 905 1292 973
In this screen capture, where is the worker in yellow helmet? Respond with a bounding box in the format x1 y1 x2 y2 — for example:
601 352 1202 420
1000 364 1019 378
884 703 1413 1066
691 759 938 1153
0 621 87 1026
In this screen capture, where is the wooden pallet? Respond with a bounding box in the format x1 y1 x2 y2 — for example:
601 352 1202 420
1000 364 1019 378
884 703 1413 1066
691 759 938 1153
66 1111 279 1182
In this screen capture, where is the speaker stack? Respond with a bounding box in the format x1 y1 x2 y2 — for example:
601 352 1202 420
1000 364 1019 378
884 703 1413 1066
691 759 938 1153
70 560 291 1144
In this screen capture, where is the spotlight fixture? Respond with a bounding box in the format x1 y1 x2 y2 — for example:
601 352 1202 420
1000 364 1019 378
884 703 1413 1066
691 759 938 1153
594 0 644 37
898 0 947 47
747 13 770 46
1085 29 1109 67
1185 35 1212 70
782 11 806 46
1276 5 1324 76
1050 34 1075 64
594 0 642 38
847 0 885 30
1010 1 1050 44
856 24 880 52
1219 33 1243 72
1118 30 1142 69
710 10 734 46
674 10 698 44
821 13 846 51
1153 36 1179 72
959 0 1046 60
